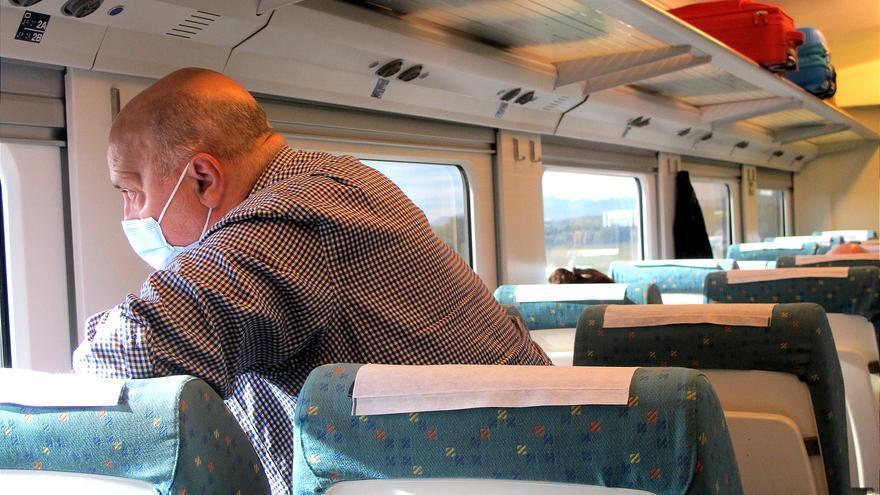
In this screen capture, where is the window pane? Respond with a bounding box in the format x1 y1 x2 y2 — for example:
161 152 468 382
543 171 642 276
362 160 471 264
691 181 731 259
757 189 785 240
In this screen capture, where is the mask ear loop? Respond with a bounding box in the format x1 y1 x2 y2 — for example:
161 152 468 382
200 208 214 240
157 161 192 224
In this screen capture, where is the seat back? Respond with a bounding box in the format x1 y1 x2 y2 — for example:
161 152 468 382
293 364 741 495
727 241 818 261
495 284 661 365
771 235 844 254
609 259 735 298
573 303 849 495
0 374 270 494
703 267 880 490
494 283 661 330
812 230 878 242
777 253 880 268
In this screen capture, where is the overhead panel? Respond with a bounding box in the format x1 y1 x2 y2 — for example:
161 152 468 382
354 0 669 63
633 65 773 106
746 108 827 131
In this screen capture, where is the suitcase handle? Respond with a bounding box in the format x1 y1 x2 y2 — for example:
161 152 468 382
786 30 806 47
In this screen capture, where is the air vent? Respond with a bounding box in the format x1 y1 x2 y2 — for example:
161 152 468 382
397 64 422 82
514 90 536 105
9 0 43 7
61 0 102 18
500 88 521 102
541 96 570 111
772 150 785 157
166 10 220 39
375 59 403 78
677 128 692 137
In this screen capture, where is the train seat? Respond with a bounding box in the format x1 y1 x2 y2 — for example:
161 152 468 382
704 267 880 491
609 260 736 305
812 230 878 243
777 253 880 268
293 363 742 495
573 303 849 495
0 373 270 495
726 240 819 261
494 283 661 365
770 235 844 254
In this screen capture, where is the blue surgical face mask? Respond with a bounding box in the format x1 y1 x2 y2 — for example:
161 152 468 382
121 162 213 270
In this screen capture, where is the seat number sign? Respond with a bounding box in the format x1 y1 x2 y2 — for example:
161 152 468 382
15 11 50 44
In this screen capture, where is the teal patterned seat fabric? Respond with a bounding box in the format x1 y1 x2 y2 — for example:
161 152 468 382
770 236 844 255
573 303 849 495
777 255 880 268
0 376 270 495
494 283 661 330
293 364 742 495
726 242 818 261
609 260 736 294
703 267 880 326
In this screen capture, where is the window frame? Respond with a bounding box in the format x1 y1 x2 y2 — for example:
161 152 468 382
0 182 10 367
360 158 473 266
541 164 650 272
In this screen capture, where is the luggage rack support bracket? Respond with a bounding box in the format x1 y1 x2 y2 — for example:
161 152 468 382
774 123 850 144
701 97 802 126
554 45 711 94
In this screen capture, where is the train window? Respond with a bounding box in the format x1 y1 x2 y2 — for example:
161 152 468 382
542 170 643 275
362 160 471 264
0 182 9 367
758 189 786 239
692 181 732 259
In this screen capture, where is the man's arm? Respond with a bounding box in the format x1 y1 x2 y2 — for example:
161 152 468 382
73 218 335 397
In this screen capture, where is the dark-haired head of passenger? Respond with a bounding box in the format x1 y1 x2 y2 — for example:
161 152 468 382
548 267 613 284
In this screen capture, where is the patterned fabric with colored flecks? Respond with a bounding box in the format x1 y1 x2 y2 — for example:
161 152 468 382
704 267 880 334
726 242 818 261
292 363 742 495
494 283 662 330
0 376 270 495
777 256 880 268
573 303 849 495
609 261 736 294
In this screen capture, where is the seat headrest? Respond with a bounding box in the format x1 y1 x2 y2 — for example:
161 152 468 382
609 260 733 294
704 266 880 322
779 253 880 267
494 283 662 330
294 364 742 495
574 303 848 494
0 375 270 494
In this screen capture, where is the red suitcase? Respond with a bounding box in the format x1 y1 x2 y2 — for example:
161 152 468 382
669 0 805 72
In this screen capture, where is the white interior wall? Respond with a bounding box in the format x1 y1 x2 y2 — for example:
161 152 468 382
0 143 71 371
494 131 547 284
794 106 880 235
65 69 154 340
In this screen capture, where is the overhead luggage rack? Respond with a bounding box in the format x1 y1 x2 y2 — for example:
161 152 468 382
1 0 876 166
340 0 878 161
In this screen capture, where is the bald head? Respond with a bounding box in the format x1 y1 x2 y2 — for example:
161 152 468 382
110 68 273 179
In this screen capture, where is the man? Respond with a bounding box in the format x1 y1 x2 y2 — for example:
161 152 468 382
73 68 550 493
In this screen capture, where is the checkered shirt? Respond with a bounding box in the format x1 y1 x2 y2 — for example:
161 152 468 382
73 146 551 494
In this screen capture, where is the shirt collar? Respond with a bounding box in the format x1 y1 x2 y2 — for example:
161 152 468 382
250 146 296 196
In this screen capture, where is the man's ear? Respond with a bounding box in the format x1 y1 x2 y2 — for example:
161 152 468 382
189 153 225 209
